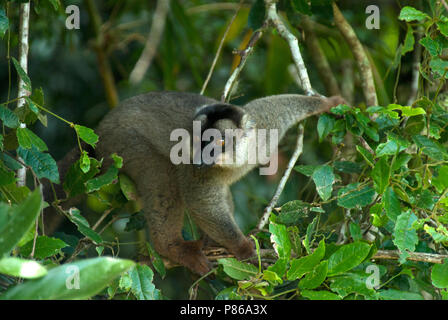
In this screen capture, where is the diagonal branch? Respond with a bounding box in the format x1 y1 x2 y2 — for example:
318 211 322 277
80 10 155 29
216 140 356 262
129 0 170 84
333 3 377 106
265 0 315 95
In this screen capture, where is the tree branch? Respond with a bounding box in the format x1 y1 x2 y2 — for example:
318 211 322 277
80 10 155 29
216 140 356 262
257 124 304 231
221 29 264 102
300 15 340 96
201 1 242 95
16 1 31 187
332 3 377 106
265 0 315 95
373 250 448 264
129 0 170 84
84 0 119 108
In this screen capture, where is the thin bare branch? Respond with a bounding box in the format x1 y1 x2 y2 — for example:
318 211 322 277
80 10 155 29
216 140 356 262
373 250 448 264
265 0 315 95
300 15 340 96
129 0 170 84
201 2 242 95
333 3 378 106
257 124 304 231
221 29 264 102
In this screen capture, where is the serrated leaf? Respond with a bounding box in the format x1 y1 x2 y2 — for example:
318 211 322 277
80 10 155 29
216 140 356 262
298 260 328 289
287 240 325 280
312 165 334 201
294 164 317 177
20 236 67 259
329 272 378 299
129 264 161 300
334 161 363 174
85 166 118 193
327 242 371 276
398 6 429 21
431 259 448 289
218 258 258 280
420 36 441 56
79 151 90 173
401 25 414 56
16 127 48 151
337 183 375 209
356 145 374 167
269 221 292 260
63 158 100 197
379 289 423 300
0 257 134 300
383 187 401 222
0 105 20 128
317 114 335 142
75 125 98 148
393 210 418 263
17 146 59 183
413 135 448 161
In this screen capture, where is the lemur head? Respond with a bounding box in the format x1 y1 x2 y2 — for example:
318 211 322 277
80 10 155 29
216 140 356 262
192 103 255 168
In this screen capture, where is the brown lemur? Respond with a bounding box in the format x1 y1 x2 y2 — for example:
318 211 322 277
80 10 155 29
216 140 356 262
50 91 345 275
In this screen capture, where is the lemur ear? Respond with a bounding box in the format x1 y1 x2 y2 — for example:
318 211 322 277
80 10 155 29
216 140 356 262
193 103 253 130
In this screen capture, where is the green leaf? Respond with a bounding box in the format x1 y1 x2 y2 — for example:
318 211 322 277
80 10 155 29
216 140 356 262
383 187 401 222
429 57 448 78
330 104 351 115
294 164 317 177
0 164 15 186
287 240 325 280
424 225 448 243
0 257 47 279
436 20 448 37
301 290 341 300
79 151 90 173
334 161 363 174
86 166 119 193
379 289 423 300
356 145 374 167
413 135 448 161
432 165 448 193
63 158 100 197
75 125 99 148
146 242 166 279
375 140 401 157
420 36 441 56
248 0 265 30
67 208 103 244
393 210 418 263
431 259 448 289
20 236 67 259
317 114 335 142
119 173 139 202
312 165 334 201
12 57 31 91
298 260 328 290
129 264 161 300
372 157 390 194
0 105 20 128
0 257 135 300
48 0 60 10
401 25 414 56
16 127 48 151
337 183 375 209
349 222 362 242
330 273 378 299
17 146 59 183
0 189 42 257
327 242 371 276
218 258 258 280
398 6 429 21
269 221 292 260
0 8 9 39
